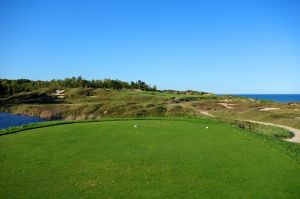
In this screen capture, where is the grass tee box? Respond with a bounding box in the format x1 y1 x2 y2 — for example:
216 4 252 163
1 118 300 198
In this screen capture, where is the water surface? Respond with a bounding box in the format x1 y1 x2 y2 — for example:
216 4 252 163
225 94 300 103
0 112 44 130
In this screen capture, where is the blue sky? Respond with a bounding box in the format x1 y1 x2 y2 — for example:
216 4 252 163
0 0 299 94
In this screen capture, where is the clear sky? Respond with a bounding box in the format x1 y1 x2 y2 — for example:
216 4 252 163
0 0 299 94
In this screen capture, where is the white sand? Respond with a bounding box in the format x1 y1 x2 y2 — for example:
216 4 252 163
218 103 235 109
258 107 280 111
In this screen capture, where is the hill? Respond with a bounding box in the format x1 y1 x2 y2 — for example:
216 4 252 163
1 86 299 130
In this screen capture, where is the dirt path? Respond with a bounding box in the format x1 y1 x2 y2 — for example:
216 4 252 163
218 103 234 109
244 120 300 143
179 102 217 118
194 109 300 143
198 110 217 117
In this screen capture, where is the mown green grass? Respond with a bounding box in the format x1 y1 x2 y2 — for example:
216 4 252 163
1 118 300 198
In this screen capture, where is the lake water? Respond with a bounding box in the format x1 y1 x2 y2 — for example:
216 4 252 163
231 94 300 103
0 112 45 130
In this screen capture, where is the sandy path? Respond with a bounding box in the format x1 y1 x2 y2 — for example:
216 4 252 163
244 120 300 143
198 110 217 117
194 109 300 143
218 103 234 109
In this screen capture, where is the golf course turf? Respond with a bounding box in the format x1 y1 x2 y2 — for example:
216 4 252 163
1 118 300 198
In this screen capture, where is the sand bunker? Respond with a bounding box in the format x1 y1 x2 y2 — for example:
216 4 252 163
258 107 280 111
218 103 235 109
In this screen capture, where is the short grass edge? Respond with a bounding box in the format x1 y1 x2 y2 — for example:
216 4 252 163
1 116 299 163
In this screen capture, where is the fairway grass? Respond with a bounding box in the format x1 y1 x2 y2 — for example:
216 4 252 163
1 119 300 198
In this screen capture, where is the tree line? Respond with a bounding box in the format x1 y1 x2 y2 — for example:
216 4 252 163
0 76 157 97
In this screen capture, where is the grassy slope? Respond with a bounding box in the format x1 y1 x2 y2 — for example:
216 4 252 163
1 119 300 198
1 88 299 129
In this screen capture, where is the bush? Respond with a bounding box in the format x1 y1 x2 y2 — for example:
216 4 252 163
156 106 167 114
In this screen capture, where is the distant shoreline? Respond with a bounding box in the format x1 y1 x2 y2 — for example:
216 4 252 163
218 94 300 103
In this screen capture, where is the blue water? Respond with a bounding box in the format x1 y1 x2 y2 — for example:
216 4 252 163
231 94 300 103
0 112 45 130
